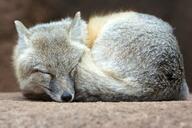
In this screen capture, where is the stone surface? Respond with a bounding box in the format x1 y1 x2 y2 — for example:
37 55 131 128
0 93 192 128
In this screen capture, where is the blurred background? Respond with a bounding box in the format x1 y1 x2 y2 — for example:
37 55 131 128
0 0 192 92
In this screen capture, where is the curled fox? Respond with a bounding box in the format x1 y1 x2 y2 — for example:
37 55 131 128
13 11 189 102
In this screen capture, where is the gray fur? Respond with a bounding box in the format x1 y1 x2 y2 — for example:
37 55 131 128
13 11 189 102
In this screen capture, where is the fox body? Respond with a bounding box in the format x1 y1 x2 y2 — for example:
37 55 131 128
13 11 189 102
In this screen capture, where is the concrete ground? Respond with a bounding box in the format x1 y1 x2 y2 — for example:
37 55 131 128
0 93 192 128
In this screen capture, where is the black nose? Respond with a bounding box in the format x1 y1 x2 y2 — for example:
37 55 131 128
61 92 72 102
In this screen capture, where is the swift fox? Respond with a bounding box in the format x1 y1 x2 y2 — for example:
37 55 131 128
13 11 189 102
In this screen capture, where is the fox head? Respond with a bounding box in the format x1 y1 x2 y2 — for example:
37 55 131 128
13 12 87 102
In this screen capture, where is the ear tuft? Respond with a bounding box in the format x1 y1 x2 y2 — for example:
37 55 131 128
70 11 81 30
75 11 81 19
14 20 30 38
69 11 87 44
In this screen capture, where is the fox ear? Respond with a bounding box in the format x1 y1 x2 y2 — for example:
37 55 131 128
14 20 30 39
69 11 87 47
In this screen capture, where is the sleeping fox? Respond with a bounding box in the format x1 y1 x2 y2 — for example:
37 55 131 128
13 11 189 102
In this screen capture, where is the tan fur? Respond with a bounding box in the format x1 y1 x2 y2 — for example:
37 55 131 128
87 16 108 48
87 12 134 48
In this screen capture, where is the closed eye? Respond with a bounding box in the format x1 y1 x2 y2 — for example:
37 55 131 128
31 69 55 78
